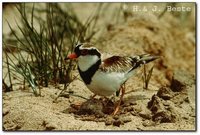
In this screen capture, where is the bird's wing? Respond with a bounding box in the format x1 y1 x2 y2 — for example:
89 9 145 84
100 54 159 73
100 56 134 73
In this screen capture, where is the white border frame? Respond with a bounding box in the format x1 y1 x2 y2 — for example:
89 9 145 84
0 0 198 135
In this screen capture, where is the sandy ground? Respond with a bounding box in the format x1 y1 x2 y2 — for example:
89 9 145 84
2 3 196 131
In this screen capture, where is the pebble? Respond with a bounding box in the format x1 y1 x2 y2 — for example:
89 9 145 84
113 115 119 120
130 111 137 116
113 120 123 127
105 116 113 125
3 108 9 116
142 120 155 127
139 113 152 120
121 116 132 123
129 101 137 106
124 106 134 112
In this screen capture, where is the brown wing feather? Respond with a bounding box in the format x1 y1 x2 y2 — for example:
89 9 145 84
100 56 133 73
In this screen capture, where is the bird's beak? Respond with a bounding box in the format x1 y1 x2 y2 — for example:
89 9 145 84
65 53 78 60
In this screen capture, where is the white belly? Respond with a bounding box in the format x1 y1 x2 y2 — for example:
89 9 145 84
87 70 128 96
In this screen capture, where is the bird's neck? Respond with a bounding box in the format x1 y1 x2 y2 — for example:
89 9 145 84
78 55 101 72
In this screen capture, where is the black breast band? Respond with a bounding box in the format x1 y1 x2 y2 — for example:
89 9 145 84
78 59 101 85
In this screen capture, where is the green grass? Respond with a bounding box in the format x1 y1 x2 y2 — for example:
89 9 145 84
3 3 105 96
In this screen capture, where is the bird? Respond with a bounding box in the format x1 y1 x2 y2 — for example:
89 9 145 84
66 43 159 115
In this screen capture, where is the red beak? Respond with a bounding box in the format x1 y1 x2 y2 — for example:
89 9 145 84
67 53 78 59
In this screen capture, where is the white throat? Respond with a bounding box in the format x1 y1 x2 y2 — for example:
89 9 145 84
78 55 100 72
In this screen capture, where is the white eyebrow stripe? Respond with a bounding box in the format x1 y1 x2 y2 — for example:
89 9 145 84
79 45 100 52
80 46 96 50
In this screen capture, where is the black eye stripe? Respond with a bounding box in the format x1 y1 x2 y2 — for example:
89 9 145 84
81 49 88 55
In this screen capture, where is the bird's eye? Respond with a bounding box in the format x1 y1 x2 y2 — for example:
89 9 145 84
81 49 88 55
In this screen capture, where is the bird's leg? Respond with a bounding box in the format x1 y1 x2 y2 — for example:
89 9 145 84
112 83 125 115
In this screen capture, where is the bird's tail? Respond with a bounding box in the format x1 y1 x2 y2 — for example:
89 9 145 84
130 54 159 70
139 54 159 63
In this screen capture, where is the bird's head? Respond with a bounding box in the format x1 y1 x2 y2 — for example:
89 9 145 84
66 43 101 71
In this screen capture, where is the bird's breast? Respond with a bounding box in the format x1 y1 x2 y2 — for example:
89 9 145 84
87 70 127 96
